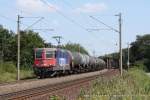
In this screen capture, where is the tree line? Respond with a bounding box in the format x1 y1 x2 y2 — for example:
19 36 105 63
0 25 88 69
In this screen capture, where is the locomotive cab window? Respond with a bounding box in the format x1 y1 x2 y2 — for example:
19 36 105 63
46 51 54 58
35 49 43 59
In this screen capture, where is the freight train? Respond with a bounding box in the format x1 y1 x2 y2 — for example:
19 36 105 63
33 48 106 78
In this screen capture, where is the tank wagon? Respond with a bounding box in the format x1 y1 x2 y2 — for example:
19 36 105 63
33 48 106 78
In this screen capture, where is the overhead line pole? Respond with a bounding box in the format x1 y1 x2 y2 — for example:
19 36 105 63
120 13 123 76
127 42 130 70
116 13 123 76
17 15 47 81
17 15 21 81
90 13 123 76
52 36 63 48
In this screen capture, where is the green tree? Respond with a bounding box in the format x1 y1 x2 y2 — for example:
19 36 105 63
63 43 89 55
0 26 45 69
0 25 15 62
19 30 45 68
130 34 150 71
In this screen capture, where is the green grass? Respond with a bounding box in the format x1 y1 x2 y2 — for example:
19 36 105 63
78 68 150 100
20 69 35 80
0 62 34 83
49 95 65 100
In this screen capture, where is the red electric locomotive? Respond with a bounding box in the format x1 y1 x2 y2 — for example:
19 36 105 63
33 48 72 78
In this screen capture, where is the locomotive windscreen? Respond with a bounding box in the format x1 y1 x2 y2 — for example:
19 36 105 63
35 49 43 59
46 50 55 58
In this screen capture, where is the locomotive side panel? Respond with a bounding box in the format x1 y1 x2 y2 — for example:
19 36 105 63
53 49 71 70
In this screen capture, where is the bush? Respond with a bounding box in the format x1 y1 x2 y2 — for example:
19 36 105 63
134 60 148 71
20 69 34 79
0 72 16 82
0 62 16 73
0 62 34 82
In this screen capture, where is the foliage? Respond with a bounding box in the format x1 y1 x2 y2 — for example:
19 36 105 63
0 25 16 62
79 68 150 100
62 43 89 55
0 25 44 82
49 95 65 100
20 69 34 80
0 72 17 82
0 62 16 73
101 34 150 71
0 62 34 82
134 59 148 71
0 62 17 82
19 30 45 67
45 42 89 55
0 25 45 68
130 34 150 71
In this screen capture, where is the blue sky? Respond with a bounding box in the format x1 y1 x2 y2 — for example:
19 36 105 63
0 0 149 56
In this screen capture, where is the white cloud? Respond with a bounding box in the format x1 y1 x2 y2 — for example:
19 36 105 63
16 0 58 13
75 3 107 13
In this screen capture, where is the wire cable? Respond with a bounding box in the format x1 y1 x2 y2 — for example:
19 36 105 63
24 17 44 30
90 16 119 32
40 0 90 32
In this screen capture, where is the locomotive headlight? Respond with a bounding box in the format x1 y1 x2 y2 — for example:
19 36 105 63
43 64 47 66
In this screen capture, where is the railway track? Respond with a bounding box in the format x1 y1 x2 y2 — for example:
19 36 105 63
0 69 119 100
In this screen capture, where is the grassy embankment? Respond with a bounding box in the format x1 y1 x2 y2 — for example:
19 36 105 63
0 62 34 83
78 68 150 100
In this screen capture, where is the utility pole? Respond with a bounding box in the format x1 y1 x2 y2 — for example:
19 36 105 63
127 42 130 70
118 13 123 76
90 13 123 76
16 15 46 80
52 36 63 48
17 15 23 81
115 13 122 76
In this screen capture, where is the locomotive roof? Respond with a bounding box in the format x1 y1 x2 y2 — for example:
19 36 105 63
35 48 57 51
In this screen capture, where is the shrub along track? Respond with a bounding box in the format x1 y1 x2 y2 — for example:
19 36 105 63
0 69 119 100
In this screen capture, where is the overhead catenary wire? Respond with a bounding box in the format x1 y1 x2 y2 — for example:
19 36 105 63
41 0 104 50
47 0 109 48
31 28 54 31
54 0 117 50
52 0 94 31
0 14 50 32
61 1 117 56
35 18 55 32
21 17 44 19
58 0 117 31
90 16 119 32
40 0 90 32
24 17 44 30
